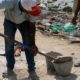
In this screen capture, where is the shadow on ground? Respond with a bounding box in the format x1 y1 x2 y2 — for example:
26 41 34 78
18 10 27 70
19 78 40 80
55 73 77 80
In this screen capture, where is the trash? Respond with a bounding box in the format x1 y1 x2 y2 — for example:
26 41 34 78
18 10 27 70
74 62 80 67
51 25 62 31
36 10 80 41
63 23 75 32
45 23 51 26
73 57 80 67
68 35 80 43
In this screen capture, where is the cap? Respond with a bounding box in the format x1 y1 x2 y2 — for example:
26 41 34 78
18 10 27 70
20 0 41 16
21 0 37 11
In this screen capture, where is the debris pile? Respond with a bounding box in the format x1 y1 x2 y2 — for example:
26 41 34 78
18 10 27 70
36 11 80 42
41 0 74 12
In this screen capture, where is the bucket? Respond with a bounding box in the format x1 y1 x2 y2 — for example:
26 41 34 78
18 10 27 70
46 51 62 75
53 56 73 76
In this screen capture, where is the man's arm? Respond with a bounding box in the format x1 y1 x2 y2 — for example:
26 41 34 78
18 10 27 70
0 0 15 9
74 0 80 18
72 0 80 25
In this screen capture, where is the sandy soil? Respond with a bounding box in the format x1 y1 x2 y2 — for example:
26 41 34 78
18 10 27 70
0 11 80 80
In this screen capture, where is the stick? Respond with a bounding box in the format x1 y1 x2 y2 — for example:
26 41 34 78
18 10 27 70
0 33 57 60
38 51 56 60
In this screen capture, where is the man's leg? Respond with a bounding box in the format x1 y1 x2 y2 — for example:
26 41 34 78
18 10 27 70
18 21 39 80
4 19 17 71
18 21 36 73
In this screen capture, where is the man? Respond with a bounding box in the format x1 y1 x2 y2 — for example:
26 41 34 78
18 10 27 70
72 0 80 25
0 0 42 80
72 0 80 67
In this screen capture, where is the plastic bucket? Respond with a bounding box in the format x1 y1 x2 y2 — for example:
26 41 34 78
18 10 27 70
53 56 73 76
45 51 62 75
46 51 73 76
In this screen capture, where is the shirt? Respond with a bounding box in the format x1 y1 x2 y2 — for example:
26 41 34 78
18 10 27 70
0 0 40 24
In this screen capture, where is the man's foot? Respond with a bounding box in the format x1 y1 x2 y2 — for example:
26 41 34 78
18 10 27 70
2 69 17 80
27 71 39 80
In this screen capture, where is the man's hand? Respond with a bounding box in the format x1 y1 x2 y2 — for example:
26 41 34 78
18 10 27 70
71 17 77 25
15 44 38 56
15 45 23 57
30 45 38 56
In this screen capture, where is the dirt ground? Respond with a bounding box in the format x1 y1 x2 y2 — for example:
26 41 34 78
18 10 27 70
0 10 80 80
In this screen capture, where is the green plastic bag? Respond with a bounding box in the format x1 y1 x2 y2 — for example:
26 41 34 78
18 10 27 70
64 23 75 32
51 25 62 31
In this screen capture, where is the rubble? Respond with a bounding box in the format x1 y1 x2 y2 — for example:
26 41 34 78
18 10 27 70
41 0 74 12
36 10 80 42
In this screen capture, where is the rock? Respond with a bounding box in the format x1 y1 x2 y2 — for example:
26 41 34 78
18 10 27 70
43 0 74 11
74 58 80 67
63 6 72 12
71 53 75 55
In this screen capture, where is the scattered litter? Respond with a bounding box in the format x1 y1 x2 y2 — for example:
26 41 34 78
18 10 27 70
36 10 80 44
73 57 80 67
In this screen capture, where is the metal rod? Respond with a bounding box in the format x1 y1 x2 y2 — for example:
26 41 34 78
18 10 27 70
38 51 56 60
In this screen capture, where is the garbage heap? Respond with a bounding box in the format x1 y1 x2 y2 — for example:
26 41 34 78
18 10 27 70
36 11 80 42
